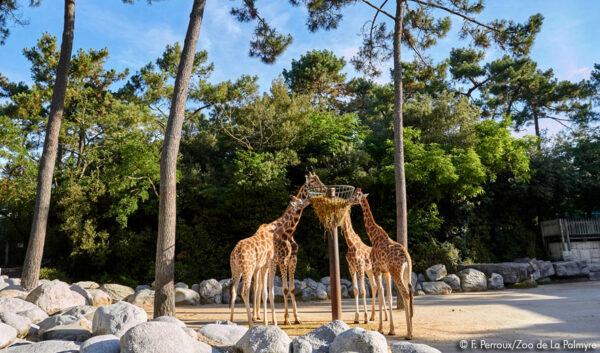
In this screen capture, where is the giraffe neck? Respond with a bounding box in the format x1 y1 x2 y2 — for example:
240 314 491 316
275 203 304 239
341 213 362 248
360 195 384 244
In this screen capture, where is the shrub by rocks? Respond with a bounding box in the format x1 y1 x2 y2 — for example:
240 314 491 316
236 325 291 353
421 282 452 295
0 298 48 323
292 320 349 353
99 284 135 303
175 288 201 306
488 273 504 290
80 334 120 353
2 339 81 352
0 312 31 338
25 280 86 315
441 274 460 291
0 322 18 349
459 268 487 292
120 321 210 353
197 279 222 304
329 327 387 353
92 301 147 337
425 264 447 281
390 342 442 353
197 322 248 345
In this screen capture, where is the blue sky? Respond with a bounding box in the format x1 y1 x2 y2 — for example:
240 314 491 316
1 0 599 136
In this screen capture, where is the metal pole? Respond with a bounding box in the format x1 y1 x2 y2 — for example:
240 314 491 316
326 187 343 321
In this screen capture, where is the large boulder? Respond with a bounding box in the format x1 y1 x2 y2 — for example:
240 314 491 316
425 264 447 281
553 260 590 277
175 282 189 289
135 285 152 292
73 281 99 290
420 282 452 295
40 323 92 341
441 274 460 291
88 289 112 307
25 280 86 315
459 268 487 292
126 289 154 308
292 320 350 353
69 284 93 306
534 260 555 279
60 305 97 321
236 325 291 353
120 321 210 353
329 328 387 353
589 263 600 272
0 312 30 338
197 322 248 345
197 279 222 304
301 287 316 301
2 340 80 352
0 322 17 349
391 342 442 353
92 301 147 337
80 334 120 353
315 283 328 300
0 298 48 323
151 316 197 340
176 288 201 306
457 263 532 284
488 273 504 290
99 284 135 303
0 287 28 299
37 314 87 336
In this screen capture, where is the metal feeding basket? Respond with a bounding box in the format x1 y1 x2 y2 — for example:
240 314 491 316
307 185 355 230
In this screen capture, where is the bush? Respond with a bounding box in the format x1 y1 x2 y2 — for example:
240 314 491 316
39 267 71 282
411 239 461 274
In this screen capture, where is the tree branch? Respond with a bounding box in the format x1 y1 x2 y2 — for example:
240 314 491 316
407 0 498 33
361 0 396 20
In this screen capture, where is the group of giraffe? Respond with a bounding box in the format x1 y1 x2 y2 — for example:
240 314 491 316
228 173 414 339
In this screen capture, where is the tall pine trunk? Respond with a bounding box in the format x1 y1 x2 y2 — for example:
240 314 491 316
154 0 206 317
393 0 407 248
21 0 75 290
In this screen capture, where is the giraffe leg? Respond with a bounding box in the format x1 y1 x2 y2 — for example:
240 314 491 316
241 271 253 328
376 271 384 334
280 262 291 325
268 261 277 326
381 276 389 321
288 255 301 324
351 271 360 324
398 264 413 339
359 269 369 324
260 265 269 325
229 272 241 323
252 269 261 321
366 269 377 321
385 272 395 336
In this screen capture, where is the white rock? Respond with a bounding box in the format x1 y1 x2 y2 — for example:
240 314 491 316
73 281 99 290
92 301 147 338
88 289 112 307
0 322 17 349
70 284 93 305
119 321 209 353
37 314 87 336
0 298 48 323
421 282 452 295
25 280 86 315
391 342 442 353
126 289 154 307
329 327 387 353
99 284 135 303
441 274 461 291
2 339 80 352
175 288 201 305
292 320 350 353
197 279 222 304
175 282 189 289
135 285 152 292
197 322 248 345
151 316 197 340
459 268 487 292
488 273 504 290
425 264 447 281
236 325 291 353
80 334 120 353
40 322 91 341
0 312 30 338
60 305 97 321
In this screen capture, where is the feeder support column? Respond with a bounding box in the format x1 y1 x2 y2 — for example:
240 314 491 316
326 187 343 321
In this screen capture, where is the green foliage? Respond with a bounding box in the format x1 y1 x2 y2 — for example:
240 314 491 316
410 240 460 274
39 267 70 282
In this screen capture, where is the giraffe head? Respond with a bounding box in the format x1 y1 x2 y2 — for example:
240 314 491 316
289 195 311 212
348 188 368 206
298 171 325 200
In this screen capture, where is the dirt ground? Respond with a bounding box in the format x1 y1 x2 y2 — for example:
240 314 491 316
169 281 600 352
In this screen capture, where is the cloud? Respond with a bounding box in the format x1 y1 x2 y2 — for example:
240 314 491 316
567 67 591 80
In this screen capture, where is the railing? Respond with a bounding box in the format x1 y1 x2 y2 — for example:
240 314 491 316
540 218 600 261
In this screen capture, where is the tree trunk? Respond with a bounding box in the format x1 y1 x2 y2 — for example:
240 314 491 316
534 114 540 137
154 0 206 317
393 0 407 247
21 0 75 290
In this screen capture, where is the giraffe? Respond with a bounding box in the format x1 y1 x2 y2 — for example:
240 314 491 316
271 171 325 325
340 212 388 324
229 195 310 327
351 188 414 339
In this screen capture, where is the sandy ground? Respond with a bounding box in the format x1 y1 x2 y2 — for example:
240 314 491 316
168 281 600 352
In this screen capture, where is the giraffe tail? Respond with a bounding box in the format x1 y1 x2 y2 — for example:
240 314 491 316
409 283 414 319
